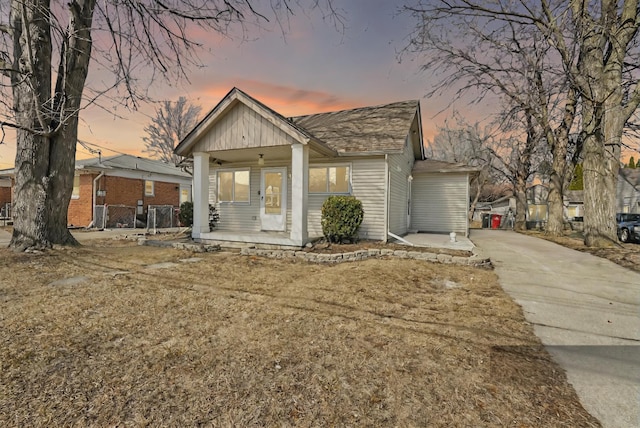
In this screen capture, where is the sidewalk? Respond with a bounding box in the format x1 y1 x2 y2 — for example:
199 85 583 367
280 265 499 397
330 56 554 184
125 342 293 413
471 229 640 428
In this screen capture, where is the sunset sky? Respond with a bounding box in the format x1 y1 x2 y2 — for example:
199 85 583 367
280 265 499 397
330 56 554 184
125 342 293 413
0 1 469 169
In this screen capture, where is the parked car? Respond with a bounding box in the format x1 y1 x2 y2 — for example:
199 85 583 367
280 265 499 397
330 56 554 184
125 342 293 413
616 213 640 243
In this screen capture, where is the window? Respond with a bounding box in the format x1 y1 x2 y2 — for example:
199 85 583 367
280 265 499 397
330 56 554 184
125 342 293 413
72 175 80 199
145 180 154 196
217 169 250 203
309 165 350 194
180 187 191 204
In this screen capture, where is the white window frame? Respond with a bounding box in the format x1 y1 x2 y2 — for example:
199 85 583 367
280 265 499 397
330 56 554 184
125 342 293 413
217 168 251 204
144 180 155 197
71 175 80 199
308 163 352 194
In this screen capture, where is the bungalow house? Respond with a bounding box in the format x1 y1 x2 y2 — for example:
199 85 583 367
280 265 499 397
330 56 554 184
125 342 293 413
71 154 192 227
617 168 640 213
175 87 475 247
1 154 192 228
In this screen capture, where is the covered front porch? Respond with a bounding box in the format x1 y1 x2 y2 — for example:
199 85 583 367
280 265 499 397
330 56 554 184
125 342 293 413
175 88 338 247
191 143 317 247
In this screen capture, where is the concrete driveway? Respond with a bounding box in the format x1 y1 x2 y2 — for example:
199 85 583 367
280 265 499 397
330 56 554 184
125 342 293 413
472 229 640 428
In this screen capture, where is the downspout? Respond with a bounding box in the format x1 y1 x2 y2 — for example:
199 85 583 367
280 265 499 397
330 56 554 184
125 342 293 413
387 231 415 246
91 172 104 228
384 154 389 243
465 172 470 237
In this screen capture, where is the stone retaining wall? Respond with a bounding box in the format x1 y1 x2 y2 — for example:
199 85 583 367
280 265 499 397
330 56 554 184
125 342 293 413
138 237 491 268
240 247 491 267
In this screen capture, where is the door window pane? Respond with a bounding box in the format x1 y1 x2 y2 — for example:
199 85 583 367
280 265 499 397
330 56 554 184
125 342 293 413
264 172 282 214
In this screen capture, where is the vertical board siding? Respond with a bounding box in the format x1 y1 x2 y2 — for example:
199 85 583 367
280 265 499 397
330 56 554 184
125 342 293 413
411 173 469 234
388 137 415 235
307 157 387 240
197 103 298 152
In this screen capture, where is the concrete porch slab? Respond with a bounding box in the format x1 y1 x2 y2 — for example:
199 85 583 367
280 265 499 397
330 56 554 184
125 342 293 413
399 232 475 252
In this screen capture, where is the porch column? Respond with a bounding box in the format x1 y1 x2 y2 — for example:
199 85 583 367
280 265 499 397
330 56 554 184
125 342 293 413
290 143 309 246
192 152 210 239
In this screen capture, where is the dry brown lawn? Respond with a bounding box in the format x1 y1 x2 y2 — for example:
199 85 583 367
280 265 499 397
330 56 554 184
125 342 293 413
0 240 600 427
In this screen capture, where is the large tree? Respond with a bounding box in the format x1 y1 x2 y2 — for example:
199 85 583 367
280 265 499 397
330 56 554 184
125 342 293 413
0 0 339 251
404 0 640 247
143 96 201 166
404 1 578 236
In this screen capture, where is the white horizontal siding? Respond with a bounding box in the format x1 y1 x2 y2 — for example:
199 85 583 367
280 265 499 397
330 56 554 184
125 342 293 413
411 173 469 234
351 158 387 240
209 167 261 232
307 157 387 240
388 139 415 235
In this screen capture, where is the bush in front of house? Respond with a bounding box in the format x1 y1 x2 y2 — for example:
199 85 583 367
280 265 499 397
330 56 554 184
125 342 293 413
321 195 364 243
178 201 194 227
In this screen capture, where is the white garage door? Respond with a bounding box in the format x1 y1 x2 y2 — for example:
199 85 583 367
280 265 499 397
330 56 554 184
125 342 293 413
411 173 469 235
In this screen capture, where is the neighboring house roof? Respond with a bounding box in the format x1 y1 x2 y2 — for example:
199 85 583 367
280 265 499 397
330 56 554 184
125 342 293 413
619 168 640 189
0 168 14 178
564 189 584 203
76 154 191 178
176 87 424 158
476 194 514 210
291 99 422 155
412 159 480 174
1 155 189 180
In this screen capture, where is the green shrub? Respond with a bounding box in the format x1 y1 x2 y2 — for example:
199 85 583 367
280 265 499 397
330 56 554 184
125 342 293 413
321 196 364 243
178 201 194 227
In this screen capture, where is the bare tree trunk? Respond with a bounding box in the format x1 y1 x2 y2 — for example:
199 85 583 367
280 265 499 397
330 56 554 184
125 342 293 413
582 100 619 247
513 176 528 231
468 173 486 222
546 173 565 235
545 89 576 236
9 0 95 251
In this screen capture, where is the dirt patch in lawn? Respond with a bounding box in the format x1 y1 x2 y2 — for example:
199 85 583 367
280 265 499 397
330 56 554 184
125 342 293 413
522 230 640 274
0 241 599 427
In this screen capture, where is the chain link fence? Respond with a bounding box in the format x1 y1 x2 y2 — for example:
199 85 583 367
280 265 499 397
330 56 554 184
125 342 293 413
146 205 177 231
93 205 106 229
1 203 11 226
93 204 137 229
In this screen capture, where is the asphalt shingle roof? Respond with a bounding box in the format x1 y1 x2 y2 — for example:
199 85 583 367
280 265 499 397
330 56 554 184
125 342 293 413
291 100 420 154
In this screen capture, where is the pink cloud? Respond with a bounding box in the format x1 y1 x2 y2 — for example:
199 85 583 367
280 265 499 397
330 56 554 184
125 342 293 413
197 79 368 117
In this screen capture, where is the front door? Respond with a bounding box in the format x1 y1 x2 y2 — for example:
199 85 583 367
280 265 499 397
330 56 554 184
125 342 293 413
260 168 287 231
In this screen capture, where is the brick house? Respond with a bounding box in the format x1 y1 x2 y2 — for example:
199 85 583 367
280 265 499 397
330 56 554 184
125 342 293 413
0 174 12 218
70 154 192 227
1 155 192 228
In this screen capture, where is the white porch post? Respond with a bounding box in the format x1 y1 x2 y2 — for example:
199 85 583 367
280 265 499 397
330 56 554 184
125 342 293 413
290 143 309 246
192 152 210 238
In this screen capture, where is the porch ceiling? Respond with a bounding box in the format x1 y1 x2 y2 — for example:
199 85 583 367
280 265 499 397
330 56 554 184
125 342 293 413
207 145 330 165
